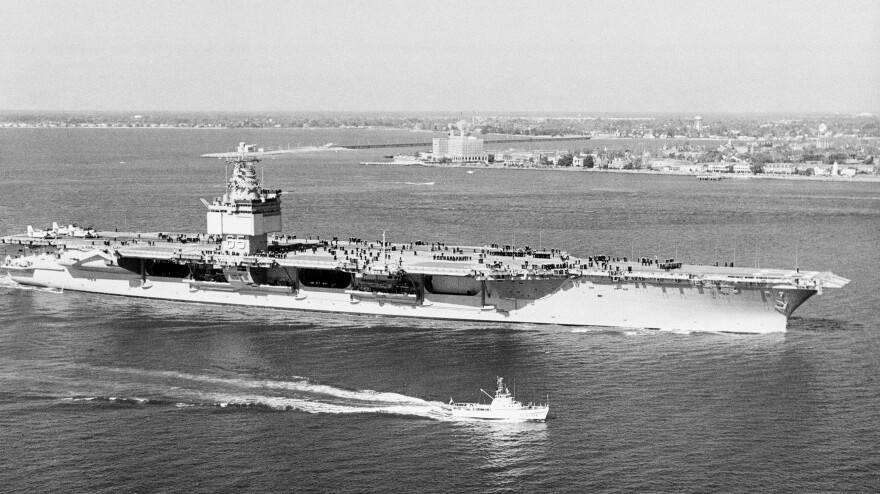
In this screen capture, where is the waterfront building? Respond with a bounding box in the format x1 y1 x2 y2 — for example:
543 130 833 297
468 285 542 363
764 163 795 175
679 163 707 173
849 163 876 174
607 158 629 169
649 159 705 173
431 126 488 163
707 163 730 173
733 163 752 174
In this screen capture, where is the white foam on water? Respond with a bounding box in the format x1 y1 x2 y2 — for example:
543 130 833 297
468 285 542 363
0 278 61 294
666 328 697 335
96 366 455 420
198 392 454 421
103 367 428 403
0 279 31 290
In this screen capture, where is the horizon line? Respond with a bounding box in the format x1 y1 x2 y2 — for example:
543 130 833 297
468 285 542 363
1 109 878 116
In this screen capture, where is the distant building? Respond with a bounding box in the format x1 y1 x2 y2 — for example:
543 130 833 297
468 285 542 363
607 158 629 169
849 163 876 174
679 163 707 173
432 128 488 163
764 163 795 175
650 159 705 173
707 163 730 173
694 116 703 132
733 163 752 174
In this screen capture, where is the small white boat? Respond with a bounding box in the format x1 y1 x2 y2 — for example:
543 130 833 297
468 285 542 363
447 377 548 421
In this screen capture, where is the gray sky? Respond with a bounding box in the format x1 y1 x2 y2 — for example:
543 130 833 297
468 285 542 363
2 0 878 113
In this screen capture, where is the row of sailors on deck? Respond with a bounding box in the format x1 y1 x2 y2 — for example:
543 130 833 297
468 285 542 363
434 246 467 255
433 254 472 262
157 233 219 244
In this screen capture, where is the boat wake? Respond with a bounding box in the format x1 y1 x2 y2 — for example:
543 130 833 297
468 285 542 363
198 392 452 419
0 276 18 288
0 277 60 293
80 367 455 421
388 181 435 186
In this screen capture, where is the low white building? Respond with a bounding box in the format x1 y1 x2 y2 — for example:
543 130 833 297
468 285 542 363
649 159 705 173
733 163 752 174
707 163 730 173
607 158 629 169
764 163 795 174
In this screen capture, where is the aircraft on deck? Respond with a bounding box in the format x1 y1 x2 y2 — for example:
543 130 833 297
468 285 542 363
27 225 56 239
52 222 97 238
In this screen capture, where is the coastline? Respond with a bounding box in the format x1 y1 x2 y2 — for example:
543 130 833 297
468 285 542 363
371 161 880 182
3 126 874 182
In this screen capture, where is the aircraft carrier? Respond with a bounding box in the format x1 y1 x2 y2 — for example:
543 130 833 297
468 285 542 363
0 143 850 333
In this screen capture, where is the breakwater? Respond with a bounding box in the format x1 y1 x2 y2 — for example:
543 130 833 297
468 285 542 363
340 135 591 149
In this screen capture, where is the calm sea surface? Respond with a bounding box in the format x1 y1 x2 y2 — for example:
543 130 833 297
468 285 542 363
0 129 878 492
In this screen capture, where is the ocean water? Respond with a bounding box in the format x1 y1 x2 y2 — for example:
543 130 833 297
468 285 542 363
0 129 878 492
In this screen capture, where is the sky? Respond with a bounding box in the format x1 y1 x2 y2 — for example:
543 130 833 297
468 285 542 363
1 0 878 113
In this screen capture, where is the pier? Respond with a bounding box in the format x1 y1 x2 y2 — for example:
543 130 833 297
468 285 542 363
340 135 591 150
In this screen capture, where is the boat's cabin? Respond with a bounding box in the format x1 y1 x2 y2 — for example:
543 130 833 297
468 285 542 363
491 377 517 407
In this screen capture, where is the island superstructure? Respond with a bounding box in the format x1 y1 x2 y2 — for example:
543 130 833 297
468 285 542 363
1 143 850 333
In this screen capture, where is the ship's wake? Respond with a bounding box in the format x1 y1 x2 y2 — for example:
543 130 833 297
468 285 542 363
197 392 452 420
0 277 61 293
67 367 455 421
0 276 19 288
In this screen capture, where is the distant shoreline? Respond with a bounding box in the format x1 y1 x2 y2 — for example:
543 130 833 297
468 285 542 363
369 161 880 182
